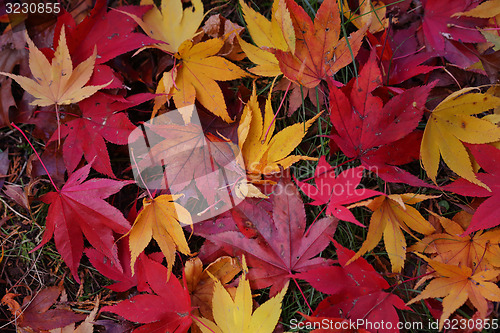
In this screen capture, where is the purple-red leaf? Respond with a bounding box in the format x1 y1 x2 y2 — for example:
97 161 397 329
33 164 131 282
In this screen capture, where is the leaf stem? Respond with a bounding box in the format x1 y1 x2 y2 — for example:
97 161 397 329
130 148 154 200
304 204 327 238
292 276 313 314
301 157 357 182
55 103 61 145
11 122 59 192
261 79 291 144
388 270 436 289
190 314 216 333
471 241 489 275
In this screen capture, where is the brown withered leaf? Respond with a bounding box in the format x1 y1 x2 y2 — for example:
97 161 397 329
18 285 86 332
0 26 29 127
201 14 245 61
48 297 99 333
1 293 23 322
3 184 30 210
0 148 9 190
185 256 241 321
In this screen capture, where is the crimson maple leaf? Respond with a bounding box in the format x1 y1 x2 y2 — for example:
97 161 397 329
85 237 163 293
52 0 156 87
101 258 192 332
443 144 500 234
366 31 439 85
419 0 487 67
195 174 337 296
48 92 153 178
295 156 381 226
33 164 131 283
329 52 435 186
296 240 410 333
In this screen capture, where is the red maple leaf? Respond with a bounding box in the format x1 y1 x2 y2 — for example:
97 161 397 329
196 174 338 296
273 0 365 88
101 258 192 333
443 144 500 234
366 31 439 85
85 237 163 293
295 156 381 226
51 0 156 87
32 164 131 283
296 240 410 333
48 92 153 177
419 0 486 67
329 52 435 186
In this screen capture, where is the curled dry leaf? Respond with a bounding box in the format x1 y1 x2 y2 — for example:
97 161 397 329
201 14 245 61
185 256 241 325
1 293 23 322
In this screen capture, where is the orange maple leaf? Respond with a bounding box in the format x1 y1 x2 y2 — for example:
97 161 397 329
154 39 247 122
128 194 192 277
346 194 436 273
273 0 366 88
410 211 500 271
408 254 500 330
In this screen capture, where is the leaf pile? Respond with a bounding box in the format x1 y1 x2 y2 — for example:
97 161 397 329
2 0 500 332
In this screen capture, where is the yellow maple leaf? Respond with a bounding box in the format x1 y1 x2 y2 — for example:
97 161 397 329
0 27 110 107
119 0 204 54
340 0 388 33
239 84 320 179
346 194 436 273
155 38 246 122
239 0 295 76
453 0 500 19
409 211 500 271
128 194 192 277
407 254 500 330
420 88 500 189
194 256 288 333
